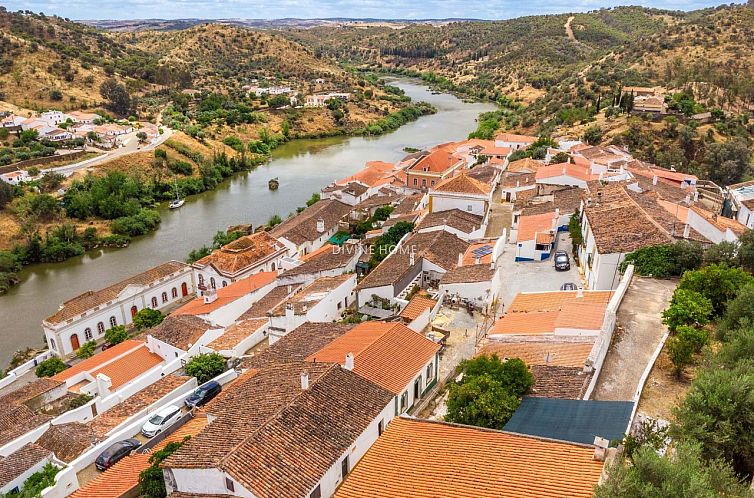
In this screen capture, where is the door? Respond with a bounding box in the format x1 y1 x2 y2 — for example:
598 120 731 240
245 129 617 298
130 306 138 318
70 333 80 351
181 282 188 297
414 377 421 401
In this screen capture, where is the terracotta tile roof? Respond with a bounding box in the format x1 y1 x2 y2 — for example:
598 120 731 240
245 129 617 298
407 149 464 174
207 318 268 351
536 162 599 182
509 291 613 313
269 274 352 316
399 295 437 321
164 362 394 498
530 365 592 399
440 263 495 284
466 164 500 186
461 242 494 265
495 132 539 144
630 164 697 185
52 340 145 382
502 172 536 188
239 284 301 319
390 193 423 215
356 230 469 290
36 423 97 462
480 341 594 368
270 199 351 245
517 212 557 242
507 157 544 173
70 453 151 498
432 173 491 195
354 192 402 210
281 244 358 278
0 404 51 446
45 261 188 325
417 209 483 234
174 272 276 316
153 415 208 451
90 346 164 390
521 187 583 216
334 417 604 498
243 322 355 368
335 161 396 188
193 232 284 278
490 311 560 335
382 212 420 229
689 205 747 236
0 377 63 406
0 443 53 488
306 321 440 394
148 315 212 351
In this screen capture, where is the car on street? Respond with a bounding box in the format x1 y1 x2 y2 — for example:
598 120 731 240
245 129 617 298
560 282 578 291
141 404 182 438
554 250 571 271
184 380 222 409
95 438 141 471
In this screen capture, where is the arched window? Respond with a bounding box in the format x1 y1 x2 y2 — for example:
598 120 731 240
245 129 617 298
151 296 158 308
109 316 117 328
198 274 204 286
49 338 56 351
171 287 178 299
130 306 138 318
222 281 228 287
70 333 80 351
210 277 216 289
181 282 188 297
162 292 168 303
271 262 276 271
84 328 93 341
97 322 105 335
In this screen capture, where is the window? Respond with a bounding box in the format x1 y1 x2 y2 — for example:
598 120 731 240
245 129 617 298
130 306 138 318
222 281 228 287
84 328 93 340
97 322 105 335
162 292 168 303
400 391 408 412
271 262 276 271
337 301 342 310
310 485 321 498
225 477 235 492
151 296 158 308
378 419 384 436
210 277 216 289
109 316 117 328
467 204 473 211
421 179 427 188
49 338 56 350
198 274 204 286
430 180 435 186
172 287 178 299
341 455 350 479
413 178 418 186
426 362 433 381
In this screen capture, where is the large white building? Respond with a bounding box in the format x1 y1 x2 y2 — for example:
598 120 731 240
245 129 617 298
43 261 195 356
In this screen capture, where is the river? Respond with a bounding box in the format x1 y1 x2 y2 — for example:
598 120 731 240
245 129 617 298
0 79 496 366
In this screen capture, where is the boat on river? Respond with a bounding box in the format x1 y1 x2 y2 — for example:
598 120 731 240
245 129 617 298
268 177 280 190
169 180 185 209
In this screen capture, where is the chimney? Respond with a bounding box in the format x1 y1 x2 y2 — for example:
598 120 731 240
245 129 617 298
652 175 658 186
409 250 416 266
576 287 584 298
285 302 295 332
458 253 464 267
475 256 481 264
96 373 112 397
593 436 609 462
203 287 218 304
683 223 690 239
693 190 699 202
684 194 691 204
516 180 520 188
316 217 325 233
345 352 354 371
561 166 566 175
300 371 309 390
544 352 554 365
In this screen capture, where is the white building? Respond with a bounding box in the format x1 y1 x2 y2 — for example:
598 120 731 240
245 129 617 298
43 261 195 356
494 132 538 151
0 170 29 185
270 199 352 257
39 110 71 126
428 173 492 216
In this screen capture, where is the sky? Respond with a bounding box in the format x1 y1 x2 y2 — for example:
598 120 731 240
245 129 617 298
8 0 730 21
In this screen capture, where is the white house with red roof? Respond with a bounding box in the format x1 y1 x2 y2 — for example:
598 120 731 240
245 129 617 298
494 132 538 150
428 173 493 216
515 212 559 261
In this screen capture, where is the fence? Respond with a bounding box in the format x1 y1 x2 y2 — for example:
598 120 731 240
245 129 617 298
2 150 89 173
0 350 55 391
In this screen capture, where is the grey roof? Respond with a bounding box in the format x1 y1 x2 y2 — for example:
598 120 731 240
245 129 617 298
503 397 633 445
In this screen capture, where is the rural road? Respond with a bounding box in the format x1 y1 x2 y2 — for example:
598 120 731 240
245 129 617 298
565 16 576 41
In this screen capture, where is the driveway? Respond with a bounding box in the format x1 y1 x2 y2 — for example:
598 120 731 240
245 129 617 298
590 277 676 401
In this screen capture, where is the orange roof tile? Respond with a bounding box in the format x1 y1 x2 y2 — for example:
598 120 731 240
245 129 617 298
193 232 284 277
489 311 559 335
174 271 276 316
399 295 437 321
495 132 539 143
507 157 544 173
70 453 151 498
432 173 491 195
508 291 613 313
479 341 594 367
657 199 689 223
91 346 164 389
334 417 605 498
153 416 208 451
689 205 747 236
336 161 396 187
462 242 494 265
535 162 599 182
207 318 269 351
517 212 557 242
408 149 464 174
52 340 145 382
306 322 439 394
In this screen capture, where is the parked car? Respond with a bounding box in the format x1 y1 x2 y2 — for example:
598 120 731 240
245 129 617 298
141 404 182 438
95 438 141 471
554 251 571 271
184 381 222 409
560 282 578 291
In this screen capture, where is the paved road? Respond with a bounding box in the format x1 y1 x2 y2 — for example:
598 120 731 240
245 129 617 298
591 278 676 401
51 127 174 176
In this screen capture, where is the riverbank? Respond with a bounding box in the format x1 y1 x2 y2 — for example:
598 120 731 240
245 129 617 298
0 79 497 367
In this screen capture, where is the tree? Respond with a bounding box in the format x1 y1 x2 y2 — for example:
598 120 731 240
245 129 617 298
552 151 570 163
35 357 67 377
703 240 738 267
704 138 751 186
667 326 708 378
133 308 164 330
582 125 603 145
737 229 754 273
673 363 754 477
677 264 754 316
100 78 132 116
104 325 128 345
184 353 226 384
139 439 188 498
76 340 97 359
718 284 754 338
594 442 751 498
38 172 65 193
661 289 713 333
136 131 148 143
0 181 13 210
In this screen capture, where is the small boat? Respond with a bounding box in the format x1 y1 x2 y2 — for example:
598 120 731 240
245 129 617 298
268 178 279 190
169 179 185 209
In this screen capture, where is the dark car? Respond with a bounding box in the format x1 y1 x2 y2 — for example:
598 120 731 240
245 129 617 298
560 282 578 291
554 250 571 271
184 381 222 409
95 439 141 471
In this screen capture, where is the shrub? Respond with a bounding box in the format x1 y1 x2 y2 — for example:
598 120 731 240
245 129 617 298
661 289 713 333
267 214 282 227
11 463 60 497
104 325 128 345
69 393 93 409
139 439 188 498
667 334 695 378
718 284 754 338
678 264 754 316
133 308 164 330
35 357 67 377
76 340 97 359
111 209 161 237
677 325 709 353
168 160 193 176
184 353 226 384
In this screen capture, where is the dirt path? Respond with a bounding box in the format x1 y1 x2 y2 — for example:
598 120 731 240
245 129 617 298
591 278 676 401
565 16 576 41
